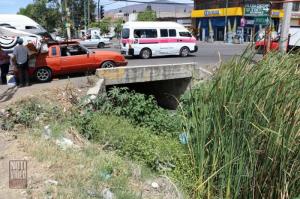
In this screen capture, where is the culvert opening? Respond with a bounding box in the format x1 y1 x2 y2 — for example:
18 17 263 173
106 77 192 110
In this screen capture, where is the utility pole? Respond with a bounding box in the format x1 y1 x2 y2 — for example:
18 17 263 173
98 0 101 21
84 0 87 34
280 1 293 53
224 0 229 42
88 0 90 28
64 0 71 39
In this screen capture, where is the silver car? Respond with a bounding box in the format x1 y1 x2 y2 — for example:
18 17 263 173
79 35 112 48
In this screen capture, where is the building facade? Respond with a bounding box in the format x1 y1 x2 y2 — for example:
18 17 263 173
291 2 300 26
192 0 283 42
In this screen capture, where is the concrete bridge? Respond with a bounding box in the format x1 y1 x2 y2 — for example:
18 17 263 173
88 63 213 109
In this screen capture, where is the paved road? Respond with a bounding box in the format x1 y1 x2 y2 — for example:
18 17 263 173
97 42 249 71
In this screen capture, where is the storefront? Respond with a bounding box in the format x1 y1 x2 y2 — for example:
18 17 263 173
192 7 283 42
291 12 300 26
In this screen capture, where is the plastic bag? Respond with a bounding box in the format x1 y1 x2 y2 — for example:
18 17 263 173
40 43 49 53
6 74 16 86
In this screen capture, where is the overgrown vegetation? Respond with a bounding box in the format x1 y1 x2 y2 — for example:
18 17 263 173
80 87 181 135
182 52 300 198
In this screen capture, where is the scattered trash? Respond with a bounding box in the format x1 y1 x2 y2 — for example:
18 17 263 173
101 188 114 199
6 74 16 87
179 132 189 144
151 182 159 189
45 179 58 186
43 125 52 140
55 137 74 150
87 189 98 197
100 170 112 181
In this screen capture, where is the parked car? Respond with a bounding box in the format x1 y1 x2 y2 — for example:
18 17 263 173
255 27 300 53
79 35 112 48
23 41 127 82
255 39 279 54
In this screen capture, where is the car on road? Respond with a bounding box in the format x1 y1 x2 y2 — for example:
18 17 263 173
255 27 300 53
24 41 127 82
79 35 112 48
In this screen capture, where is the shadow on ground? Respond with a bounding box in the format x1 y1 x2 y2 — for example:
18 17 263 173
0 86 18 103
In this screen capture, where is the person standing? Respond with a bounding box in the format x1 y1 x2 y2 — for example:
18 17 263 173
13 38 30 87
0 46 10 84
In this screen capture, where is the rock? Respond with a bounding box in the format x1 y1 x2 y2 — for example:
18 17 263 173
101 188 114 199
55 138 74 150
43 125 52 140
87 189 98 197
151 182 159 189
45 179 58 186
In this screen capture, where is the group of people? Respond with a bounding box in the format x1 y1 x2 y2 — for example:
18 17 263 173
0 38 31 87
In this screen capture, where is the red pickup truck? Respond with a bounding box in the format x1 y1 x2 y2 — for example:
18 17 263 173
26 41 127 82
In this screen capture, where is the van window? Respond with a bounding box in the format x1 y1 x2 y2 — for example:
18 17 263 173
122 28 130 39
169 29 176 37
179 32 192 37
25 26 37 29
134 29 157 38
160 29 168 37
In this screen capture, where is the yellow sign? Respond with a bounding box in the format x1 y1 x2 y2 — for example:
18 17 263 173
192 7 243 18
192 7 284 18
271 9 284 18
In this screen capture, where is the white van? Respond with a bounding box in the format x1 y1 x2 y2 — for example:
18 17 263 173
120 22 198 59
0 14 46 33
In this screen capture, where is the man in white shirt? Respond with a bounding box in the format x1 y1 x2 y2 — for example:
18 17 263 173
13 38 29 87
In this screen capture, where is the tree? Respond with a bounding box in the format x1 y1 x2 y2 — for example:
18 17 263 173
137 9 157 21
18 0 97 34
90 17 111 35
18 0 62 32
114 18 123 38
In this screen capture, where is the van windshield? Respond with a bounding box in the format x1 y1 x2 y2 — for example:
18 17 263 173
122 28 130 39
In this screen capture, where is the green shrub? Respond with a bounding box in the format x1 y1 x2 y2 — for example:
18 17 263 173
182 52 300 198
85 87 181 135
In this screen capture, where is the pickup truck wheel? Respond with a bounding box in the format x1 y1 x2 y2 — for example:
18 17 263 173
97 42 105 48
35 67 52 82
101 61 116 68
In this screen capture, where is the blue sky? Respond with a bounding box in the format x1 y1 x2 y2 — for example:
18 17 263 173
0 0 33 13
0 0 192 14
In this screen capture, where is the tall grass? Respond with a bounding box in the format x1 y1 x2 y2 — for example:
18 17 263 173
182 51 300 198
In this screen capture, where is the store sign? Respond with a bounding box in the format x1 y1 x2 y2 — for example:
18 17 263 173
245 4 270 17
204 10 220 16
254 17 270 25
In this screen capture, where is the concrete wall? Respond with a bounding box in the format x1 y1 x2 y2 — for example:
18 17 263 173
96 63 212 109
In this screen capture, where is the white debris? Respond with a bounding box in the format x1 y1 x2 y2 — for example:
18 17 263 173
45 179 58 186
151 182 159 189
43 125 52 140
55 138 74 150
101 188 114 199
